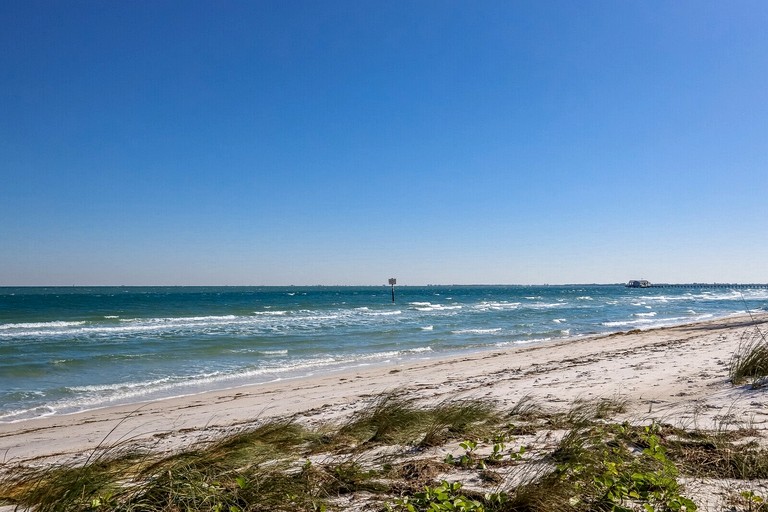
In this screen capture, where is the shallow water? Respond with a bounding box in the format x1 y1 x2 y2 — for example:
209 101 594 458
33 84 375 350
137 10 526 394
1 285 766 422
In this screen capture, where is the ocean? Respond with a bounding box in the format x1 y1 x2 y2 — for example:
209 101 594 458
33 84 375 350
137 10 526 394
2 285 767 423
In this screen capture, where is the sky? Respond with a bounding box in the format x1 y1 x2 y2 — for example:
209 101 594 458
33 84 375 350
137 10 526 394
1 1 767 286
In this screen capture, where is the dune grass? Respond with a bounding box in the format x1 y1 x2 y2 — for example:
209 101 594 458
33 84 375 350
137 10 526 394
0 394 703 512
323 392 502 453
730 325 768 387
2 382 767 510
0 392 499 512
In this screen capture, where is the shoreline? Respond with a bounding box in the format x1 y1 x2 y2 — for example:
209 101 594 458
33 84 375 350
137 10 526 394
2 312 767 466
0 309 743 425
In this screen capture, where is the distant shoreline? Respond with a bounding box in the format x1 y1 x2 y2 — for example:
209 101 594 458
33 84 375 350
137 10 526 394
4 282 768 289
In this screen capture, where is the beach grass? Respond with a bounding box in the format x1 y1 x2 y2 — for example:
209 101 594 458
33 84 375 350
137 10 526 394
328 391 500 451
5 392 768 512
730 325 768 387
0 394 504 512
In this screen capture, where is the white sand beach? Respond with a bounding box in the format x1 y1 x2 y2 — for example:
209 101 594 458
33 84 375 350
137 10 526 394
2 313 766 467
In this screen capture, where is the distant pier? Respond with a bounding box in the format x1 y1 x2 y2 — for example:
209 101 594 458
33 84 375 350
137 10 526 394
626 280 768 289
648 283 768 289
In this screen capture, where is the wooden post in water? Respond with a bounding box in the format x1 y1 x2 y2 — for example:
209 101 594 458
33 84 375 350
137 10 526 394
388 278 396 302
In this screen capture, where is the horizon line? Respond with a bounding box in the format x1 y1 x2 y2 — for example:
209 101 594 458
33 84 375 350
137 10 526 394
2 281 767 288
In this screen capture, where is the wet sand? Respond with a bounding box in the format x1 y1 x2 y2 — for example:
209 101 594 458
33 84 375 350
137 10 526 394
2 313 767 465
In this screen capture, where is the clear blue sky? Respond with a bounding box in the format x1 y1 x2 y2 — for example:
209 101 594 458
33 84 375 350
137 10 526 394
2 1 767 285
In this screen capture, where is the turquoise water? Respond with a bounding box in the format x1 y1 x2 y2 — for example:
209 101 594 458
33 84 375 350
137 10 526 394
1 285 767 422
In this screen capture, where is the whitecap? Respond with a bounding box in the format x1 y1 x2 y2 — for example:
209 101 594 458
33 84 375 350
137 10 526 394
602 319 654 328
404 347 432 353
415 304 462 312
0 320 86 330
495 337 553 347
260 349 289 355
473 302 520 311
452 328 502 335
529 302 567 309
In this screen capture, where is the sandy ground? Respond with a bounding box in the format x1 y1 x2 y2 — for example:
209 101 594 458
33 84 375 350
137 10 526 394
2 313 767 467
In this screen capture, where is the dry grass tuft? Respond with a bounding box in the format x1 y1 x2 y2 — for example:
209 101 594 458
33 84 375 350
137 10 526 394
730 325 768 387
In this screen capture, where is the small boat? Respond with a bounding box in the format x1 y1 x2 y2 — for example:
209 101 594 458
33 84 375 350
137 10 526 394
625 280 652 288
